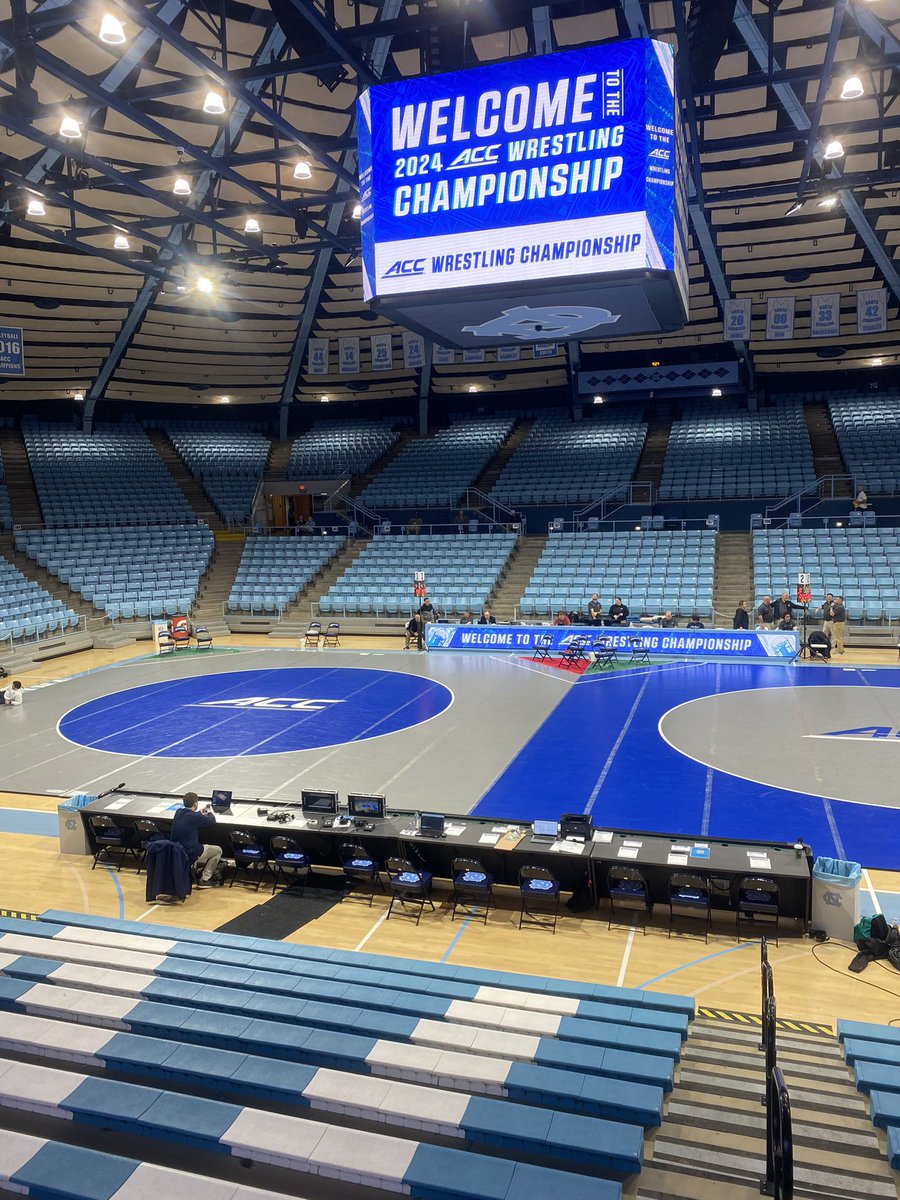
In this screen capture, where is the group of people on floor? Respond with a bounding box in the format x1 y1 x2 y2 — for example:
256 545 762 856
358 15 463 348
732 592 846 653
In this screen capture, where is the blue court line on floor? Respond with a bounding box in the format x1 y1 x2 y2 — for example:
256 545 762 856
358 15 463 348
441 917 472 962
0 808 58 838
636 942 755 989
102 864 125 921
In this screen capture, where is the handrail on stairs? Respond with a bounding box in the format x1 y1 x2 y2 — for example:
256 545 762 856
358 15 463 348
763 475 857 523
573 480 654 523
758 938 794 1200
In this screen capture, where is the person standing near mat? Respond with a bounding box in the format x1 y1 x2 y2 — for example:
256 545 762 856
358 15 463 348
733 600 750 630
171 792 222 889
831 594 847 654
756 596 775 629
815 593 836 643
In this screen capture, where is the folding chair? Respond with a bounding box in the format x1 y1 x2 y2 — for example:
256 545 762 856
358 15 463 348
591 636 618 669
270 837 311 894
531 632 554 662
559 634 590 669
451 858 493 924
385 857 434 924
518 864 561 933
628 636 651 665
304 620 321 647
321 621 341 648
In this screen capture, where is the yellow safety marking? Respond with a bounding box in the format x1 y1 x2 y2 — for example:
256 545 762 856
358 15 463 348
698 1006 834 1037
0 910 37 921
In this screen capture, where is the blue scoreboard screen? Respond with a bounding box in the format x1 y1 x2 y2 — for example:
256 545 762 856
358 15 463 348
357 38 687 323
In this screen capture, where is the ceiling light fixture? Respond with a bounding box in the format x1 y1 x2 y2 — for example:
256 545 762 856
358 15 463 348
320 395 330 403
823 139 844 160
203 90 226 115
173 176 192 196
196 276 213 294
785 200 803 217
26 197 46 217
59 115 82 139
712 387 723 396
220 395 230 403
872 357 884 366
113 234 129 250
818 195 838 208
293 160 312 181
468 385 478 393
593 395 604 404
840 75 864 100
73 391 84 402
99 13 126 43
352 202 362 219
243 217 261 235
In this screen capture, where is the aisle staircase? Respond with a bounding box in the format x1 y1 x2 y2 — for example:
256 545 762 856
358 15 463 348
632 410 673 492
349 429 417 498
193 533 245 633
488 535 547 621
713 531 754 626
265 436 293 479
471 418 533 495
0 425 43 526
146 429 224 530
804 402 851 494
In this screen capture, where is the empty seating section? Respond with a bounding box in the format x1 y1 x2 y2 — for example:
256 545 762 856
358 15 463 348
659 400 814 500
14 526 213 619
491 411 647 506
827 391 900 494
0 911 700 1199
0 556 78 643
521 531 716 618
22 418 194 526
839 1020 900 1171
289 418 398 479
360 417 514 509
0 446 9 528
753 528 900 621
165 421 271 525
321 532 516 616
228 534 345 613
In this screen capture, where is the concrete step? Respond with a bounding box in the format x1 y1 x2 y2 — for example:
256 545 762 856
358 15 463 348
0 426 43 526
146 429 224 529
471 418 533 495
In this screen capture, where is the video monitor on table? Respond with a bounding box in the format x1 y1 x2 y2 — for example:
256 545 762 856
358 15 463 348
347 794 386 820
210 789 232 812
301 789 338 816
419 812 446 838
532 819 558 839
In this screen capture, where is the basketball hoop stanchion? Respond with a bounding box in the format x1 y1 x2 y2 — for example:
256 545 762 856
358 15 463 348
797 574 812 660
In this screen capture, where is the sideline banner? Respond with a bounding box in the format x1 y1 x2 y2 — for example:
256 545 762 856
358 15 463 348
425 623 799 658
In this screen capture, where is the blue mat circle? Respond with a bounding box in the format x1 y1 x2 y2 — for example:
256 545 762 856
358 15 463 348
59 666 453 758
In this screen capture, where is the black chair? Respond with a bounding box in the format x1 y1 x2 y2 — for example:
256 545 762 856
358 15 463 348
194 626 213 650
518 864 561 933
385 857 434 924
531 633 553 662
628 636 651 665
736 876 780 944
607 865 653 932
668 872 712 942
87 815 137 872
559 634 590 669
451 858 494 924
304 620 321 647
322 621 341 648
591 636 618 669
228 830 272 890
339 842 384 905
134 819 165 875
270 836 311 895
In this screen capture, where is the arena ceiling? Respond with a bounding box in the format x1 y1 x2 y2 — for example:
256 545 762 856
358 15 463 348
0 0 899 423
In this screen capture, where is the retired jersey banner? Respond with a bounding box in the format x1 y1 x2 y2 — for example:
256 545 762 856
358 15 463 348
496 344 521 361
370 332 393 370
433 345 455 364
533 341 558 358
810 292 841 338
766 295 795 340
307 338 329 374
463 347 485 363
0 325 24 376
339 336 360 374
857 287 887 335
722 297 751 342
402 331 425 368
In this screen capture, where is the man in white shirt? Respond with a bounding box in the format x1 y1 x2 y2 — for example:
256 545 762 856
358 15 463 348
853 488 868 510
3 680 23 706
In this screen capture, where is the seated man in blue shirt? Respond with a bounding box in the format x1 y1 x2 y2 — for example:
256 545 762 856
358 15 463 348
171 792 222 888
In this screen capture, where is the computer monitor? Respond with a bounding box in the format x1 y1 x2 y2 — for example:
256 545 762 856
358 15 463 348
301 789 338 816
210 789 232 812
419 812 445 838
532 819 558 838
347 794 386 820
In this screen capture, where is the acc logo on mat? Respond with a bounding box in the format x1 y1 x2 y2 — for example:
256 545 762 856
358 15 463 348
59 667 453 758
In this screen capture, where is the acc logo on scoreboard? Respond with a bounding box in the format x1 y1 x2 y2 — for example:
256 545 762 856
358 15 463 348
447 145 501 169
385 259 426 277
462 304 621 341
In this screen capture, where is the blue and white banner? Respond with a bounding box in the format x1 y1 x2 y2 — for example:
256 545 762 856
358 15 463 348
533 341 558 358
497 344 521 361
433 345 456 364
339 336 360 374
857 287 887 335
722 298 751 342
307 338 329 375
766 296 795 340
370 332 393 370
463 347 485 363
402 331 425 368
425 623 799 658
0 325 24 376
810 292 840 338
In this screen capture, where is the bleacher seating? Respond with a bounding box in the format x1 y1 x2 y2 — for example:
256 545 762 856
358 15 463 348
520 531 716 618
164 420 271 525
659 400 815 500
0 910 699 1199
0 556 79 642
289 418 398 480
839 1020 900 1170
491 411 647 506
753 528 900 622
228 534 345 613
827 391 900 494
0 444 10 528
320 531 517 616
360 417 514 509
22 418 195 526
14 525 214 619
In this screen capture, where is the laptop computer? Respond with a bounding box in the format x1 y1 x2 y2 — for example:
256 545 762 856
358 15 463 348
532 819 558 841
419 812 446 838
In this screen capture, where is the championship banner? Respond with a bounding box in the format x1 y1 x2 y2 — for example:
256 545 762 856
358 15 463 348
425 624 799 659
370 332 393 370
857 287 887 335
0 325 24 377
433 345 456 364
339 336 360 374
765 296 795 340
533 341 558 357
722 298 751 342
402 331 425 368
810 292 840 339
463 347 485 363
497 344 521 361
307 338 329 375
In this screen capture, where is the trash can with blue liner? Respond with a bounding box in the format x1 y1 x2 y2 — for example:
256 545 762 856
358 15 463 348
57 794 95 856
811 857 862 940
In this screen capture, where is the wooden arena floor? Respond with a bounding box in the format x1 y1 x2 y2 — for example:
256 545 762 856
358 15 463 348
2 633 900 1031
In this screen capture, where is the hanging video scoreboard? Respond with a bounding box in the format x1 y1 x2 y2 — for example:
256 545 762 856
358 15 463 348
357 39 688 348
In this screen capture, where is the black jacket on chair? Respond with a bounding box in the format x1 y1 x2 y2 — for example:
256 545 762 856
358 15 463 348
145 839 192 901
